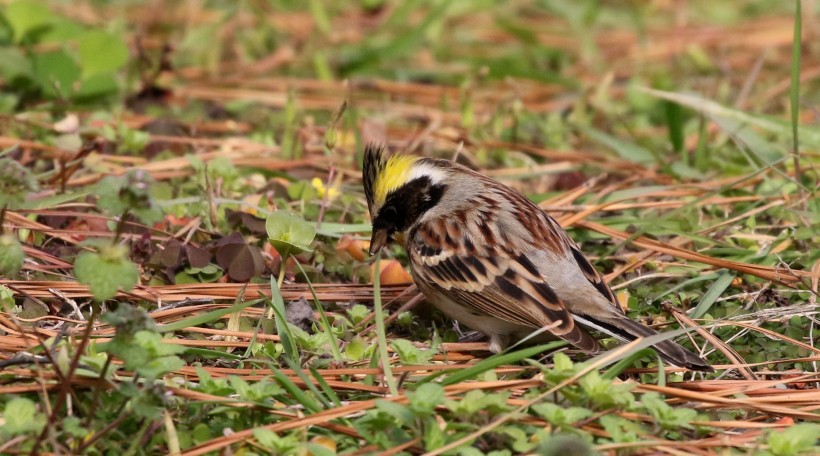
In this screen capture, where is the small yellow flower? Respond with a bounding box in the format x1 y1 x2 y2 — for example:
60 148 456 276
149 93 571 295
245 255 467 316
311 177 340 201
240 194 263 215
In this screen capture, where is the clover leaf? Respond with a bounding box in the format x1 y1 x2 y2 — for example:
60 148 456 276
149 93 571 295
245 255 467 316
266 211 316 259
0 397 46 437
95 171 162 224
0 157 39 209
74 243 138 301
390 339 434 365
0 234 25 276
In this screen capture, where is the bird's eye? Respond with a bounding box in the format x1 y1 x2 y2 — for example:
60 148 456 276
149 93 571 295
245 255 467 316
380 205 398 223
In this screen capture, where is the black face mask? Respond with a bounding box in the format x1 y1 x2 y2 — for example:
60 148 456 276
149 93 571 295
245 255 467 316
369 176 445 255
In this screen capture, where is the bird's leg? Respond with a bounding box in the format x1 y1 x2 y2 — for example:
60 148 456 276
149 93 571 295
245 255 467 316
488 334 510 354
456 330 486 343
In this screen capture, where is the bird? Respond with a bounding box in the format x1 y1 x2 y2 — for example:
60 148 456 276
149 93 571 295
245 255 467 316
362 144 712 372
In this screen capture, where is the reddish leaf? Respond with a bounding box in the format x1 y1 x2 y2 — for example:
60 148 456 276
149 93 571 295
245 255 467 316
185 244 211 268
214 232 264 282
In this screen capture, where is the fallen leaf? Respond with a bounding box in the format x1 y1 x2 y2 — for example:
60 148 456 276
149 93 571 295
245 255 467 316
335 234 367 261
371 259 412 285
615 289 630 312
286 296 316 332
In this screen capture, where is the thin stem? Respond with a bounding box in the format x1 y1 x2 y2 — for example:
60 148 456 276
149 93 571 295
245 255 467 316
84 354 114 429
112 209 131 244
30 303 100 455
0 204 7 235
277 254 287 288
315 166 335 230
790 0 805 209
266 253 289 320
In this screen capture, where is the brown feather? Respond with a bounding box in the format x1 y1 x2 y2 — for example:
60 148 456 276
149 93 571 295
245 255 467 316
410 217 600 353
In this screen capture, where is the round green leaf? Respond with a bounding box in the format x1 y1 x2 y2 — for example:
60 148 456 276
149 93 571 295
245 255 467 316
0 157 40 209
344 337 368 361
39 18 84 43
4 0 54 43
77 30 129 79
31 50 81 98
0 234 24 276
0 47 33 80
76 73 119 99
266 211 316 258
390 339 434 365
1 397 46 436
409 383 444 414
74 245 138 301
95 173 163 224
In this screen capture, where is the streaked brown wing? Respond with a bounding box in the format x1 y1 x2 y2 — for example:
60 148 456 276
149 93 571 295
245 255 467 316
566 239 622 313
540 209 623 315
410 232 600 352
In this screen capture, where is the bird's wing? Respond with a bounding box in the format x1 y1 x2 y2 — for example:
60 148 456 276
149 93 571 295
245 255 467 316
409 215 600 352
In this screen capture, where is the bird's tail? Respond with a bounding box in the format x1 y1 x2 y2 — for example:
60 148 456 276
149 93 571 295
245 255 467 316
573 314 713 372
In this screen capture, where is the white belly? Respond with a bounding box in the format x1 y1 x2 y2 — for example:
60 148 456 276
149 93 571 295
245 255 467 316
419 286 555 352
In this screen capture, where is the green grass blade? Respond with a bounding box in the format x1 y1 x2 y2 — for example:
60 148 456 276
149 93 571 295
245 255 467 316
268 275 299 365
156 298 262 333
293 261 343 361
310 366 342 407
183 348 244 360
588 326 702 374
421 342 567 387
284 357 332 409
373 255 399 396
270 368 323 414
691 272 736 319
576 125 657 165
22 191 90 209
241 311 266 359
339 0 450 75
315 222 372 237
790 0 803 186
652 272 720 301
665 100 685 155
639 87 820 147
602 348 660 380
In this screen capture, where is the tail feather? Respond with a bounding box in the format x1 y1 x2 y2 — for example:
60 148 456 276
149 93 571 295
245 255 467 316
573 314 713 372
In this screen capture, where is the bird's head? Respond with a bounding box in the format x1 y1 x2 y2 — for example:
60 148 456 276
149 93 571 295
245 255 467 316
363 144 447 255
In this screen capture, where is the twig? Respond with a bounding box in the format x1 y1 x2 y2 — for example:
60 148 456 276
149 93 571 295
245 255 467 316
664 304 756 381
29 304 100 455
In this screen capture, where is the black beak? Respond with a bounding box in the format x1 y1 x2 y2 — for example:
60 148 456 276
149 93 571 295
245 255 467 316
369 229 389 256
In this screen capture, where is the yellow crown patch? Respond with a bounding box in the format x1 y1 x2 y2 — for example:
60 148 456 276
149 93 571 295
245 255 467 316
373 154 419 206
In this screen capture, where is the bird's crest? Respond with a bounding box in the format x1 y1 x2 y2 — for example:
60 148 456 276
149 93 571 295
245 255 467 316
363 144 418 214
